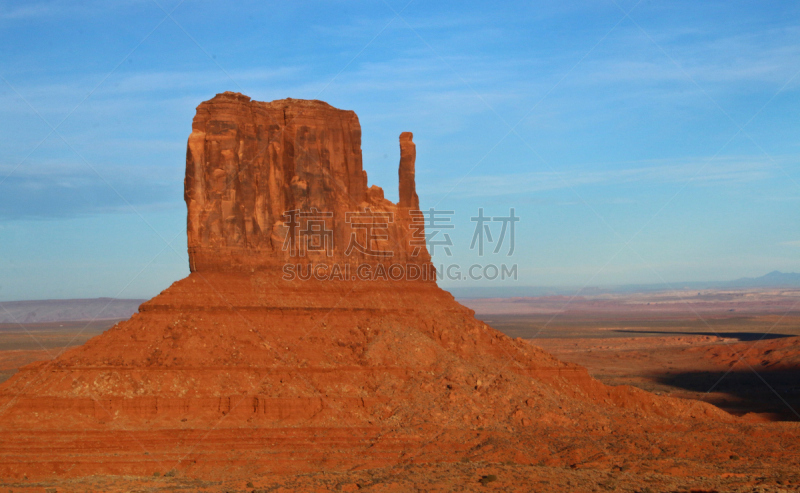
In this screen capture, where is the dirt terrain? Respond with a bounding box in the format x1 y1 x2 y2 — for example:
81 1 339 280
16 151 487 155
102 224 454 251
0 294 798 491
2 460 799 492
0 298 142 324
0 320 119 384
466 290 800 421
0 293 798 492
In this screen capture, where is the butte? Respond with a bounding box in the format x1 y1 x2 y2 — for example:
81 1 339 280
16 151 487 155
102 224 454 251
0 92 797 489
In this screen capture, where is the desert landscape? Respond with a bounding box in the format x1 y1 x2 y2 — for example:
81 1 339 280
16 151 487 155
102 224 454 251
0 289 798 491
466 289 800 422
4 2 799 491
0 93 798 492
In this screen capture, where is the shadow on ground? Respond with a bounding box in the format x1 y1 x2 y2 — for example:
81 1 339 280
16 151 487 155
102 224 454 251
613 329 793 341
656 368 800 421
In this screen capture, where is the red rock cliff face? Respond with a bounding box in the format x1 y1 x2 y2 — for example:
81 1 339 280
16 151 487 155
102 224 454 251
185 92 428 272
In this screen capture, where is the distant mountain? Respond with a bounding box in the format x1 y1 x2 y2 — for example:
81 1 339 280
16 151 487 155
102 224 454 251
0 298 144 324
447 271 800 299
445 286 579 299
722 271 800 288
447 285 631 299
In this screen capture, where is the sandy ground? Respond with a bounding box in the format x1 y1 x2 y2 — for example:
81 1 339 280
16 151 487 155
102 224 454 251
0 320 115 384
532 333 800 421
2 460 798 492
462 288 800 421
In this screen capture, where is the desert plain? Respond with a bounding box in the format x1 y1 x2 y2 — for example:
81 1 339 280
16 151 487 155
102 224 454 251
468 288 800 423
1 287 798 492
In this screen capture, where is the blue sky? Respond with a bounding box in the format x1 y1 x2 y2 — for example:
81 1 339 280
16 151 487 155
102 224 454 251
1 0 799 300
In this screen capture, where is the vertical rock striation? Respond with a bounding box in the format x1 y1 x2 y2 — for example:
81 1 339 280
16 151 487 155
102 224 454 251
185 92 429 272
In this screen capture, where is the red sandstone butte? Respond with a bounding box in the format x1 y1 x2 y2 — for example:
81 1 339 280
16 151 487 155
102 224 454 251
0 93 797 486
184 93 426 272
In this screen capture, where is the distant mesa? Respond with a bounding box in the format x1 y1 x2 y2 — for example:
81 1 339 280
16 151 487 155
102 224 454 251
723 270 800 288
0 298 144 324
449 270 800 299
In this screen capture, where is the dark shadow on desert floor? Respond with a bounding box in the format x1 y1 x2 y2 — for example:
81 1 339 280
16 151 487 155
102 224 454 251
462 293 800 422
657 368 800 421
613 329 793 341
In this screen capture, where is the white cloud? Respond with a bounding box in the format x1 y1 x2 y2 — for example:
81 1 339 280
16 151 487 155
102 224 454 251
426 156 787 198
0 4 56 19
0 0 148 20
571 24 800 88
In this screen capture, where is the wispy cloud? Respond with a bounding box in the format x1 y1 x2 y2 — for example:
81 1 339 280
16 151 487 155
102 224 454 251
427 156 786 198
0 0 148 20
0 66 304 107
0 4 57 20
0 160 182 220
574 26 800 86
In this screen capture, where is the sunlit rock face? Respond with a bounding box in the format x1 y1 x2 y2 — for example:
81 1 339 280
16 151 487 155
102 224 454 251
185 92 429 273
